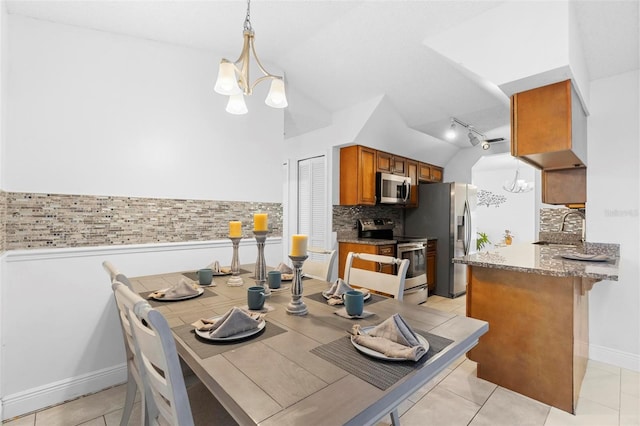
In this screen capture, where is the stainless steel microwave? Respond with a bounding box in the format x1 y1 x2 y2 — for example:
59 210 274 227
376 172 411 204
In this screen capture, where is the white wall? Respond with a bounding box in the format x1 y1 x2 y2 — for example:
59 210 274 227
472 154 537 247
586 70 639 370
1 15 286 418
4 15 284 201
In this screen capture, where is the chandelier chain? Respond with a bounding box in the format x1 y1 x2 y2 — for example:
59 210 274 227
244 0 253 32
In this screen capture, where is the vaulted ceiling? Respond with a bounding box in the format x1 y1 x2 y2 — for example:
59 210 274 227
6 1 639 148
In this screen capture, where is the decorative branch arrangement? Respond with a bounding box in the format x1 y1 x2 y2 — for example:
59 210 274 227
477 189 507 208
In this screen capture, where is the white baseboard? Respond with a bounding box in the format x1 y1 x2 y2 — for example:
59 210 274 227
590 343 640 372
1 363 127 421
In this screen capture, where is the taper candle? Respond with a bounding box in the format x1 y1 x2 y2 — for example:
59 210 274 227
229 221 242 237
253 213 268 231
290 234 308 256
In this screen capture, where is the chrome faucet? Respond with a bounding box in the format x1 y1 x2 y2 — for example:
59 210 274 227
559 210 586 243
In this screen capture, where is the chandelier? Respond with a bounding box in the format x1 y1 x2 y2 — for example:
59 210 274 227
214 0 288 114
503 160 534 193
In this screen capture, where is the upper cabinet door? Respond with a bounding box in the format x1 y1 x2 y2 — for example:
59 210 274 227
340 145 377 205
511 79 587 170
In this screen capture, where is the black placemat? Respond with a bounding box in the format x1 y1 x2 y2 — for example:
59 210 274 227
310 331 453 391
172 321 288 359
305 291 387 306
182 269 251 281
139 288 218 307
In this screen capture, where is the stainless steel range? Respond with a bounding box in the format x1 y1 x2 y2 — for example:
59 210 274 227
357 219 428 304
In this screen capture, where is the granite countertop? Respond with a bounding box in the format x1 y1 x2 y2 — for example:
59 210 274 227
337 237 438 245
453 242 619 281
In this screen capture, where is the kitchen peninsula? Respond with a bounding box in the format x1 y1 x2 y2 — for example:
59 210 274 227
453 242 619 414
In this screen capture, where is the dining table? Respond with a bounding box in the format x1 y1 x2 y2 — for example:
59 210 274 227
130 264 488 426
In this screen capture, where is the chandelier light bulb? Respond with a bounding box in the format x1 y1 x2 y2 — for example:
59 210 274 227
265 79 288 108
214 62 242 95
225 94 248 115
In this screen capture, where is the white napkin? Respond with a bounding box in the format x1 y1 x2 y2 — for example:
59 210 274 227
191 307 265 338
149 278 199 299
326 279 370 305
205 260 231 274
276 262 294 274
351 314 427 361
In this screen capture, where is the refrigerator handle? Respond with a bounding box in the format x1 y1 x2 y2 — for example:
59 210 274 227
463 200 471 255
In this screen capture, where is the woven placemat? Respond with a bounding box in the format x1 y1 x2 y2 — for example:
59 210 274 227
139 289 218 308
172 321 287 359
310 331 453 390
305 291 386 306
182 268 251 282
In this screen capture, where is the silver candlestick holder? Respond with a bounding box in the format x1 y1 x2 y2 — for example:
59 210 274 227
253 230 270 296
227 236 244 286
287 254 308 315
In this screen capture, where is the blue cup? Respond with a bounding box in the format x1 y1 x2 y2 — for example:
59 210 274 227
197 268 213 285
247 286 266 310
267 270 282 289
343 290 364 316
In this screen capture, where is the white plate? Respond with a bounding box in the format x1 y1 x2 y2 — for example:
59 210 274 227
195 316 266 342
322 290 371 301
350 326 429 361
150 287 204 301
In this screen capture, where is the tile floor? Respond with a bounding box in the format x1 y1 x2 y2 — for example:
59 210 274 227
4 295 639 426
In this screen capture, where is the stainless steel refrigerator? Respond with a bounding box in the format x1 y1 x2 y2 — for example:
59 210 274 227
404 182 477 298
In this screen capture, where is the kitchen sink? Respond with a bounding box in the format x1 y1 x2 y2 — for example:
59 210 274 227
532 241 580 248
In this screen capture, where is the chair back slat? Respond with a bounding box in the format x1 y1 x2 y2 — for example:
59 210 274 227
304 248 337 281
114 283 195 426
343 252 410 300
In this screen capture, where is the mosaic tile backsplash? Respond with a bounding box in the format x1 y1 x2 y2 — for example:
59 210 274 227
333 205 404 239
2 192 282 250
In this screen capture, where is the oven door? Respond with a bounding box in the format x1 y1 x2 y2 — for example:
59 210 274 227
397 242 426 278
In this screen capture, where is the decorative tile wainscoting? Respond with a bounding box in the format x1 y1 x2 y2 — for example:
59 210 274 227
0 191 6 252
2 192 282 250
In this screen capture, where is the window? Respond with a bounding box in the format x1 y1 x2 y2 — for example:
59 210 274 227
298 156 327 260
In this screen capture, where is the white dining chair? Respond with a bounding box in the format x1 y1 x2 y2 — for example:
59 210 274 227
303 247 337 282
103 261 146 426
112 282 237 426
343 252 410 301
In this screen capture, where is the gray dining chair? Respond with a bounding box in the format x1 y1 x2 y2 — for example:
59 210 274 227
343 252 410 300
112 281 237 426
303 247 337 282
103 261 146 426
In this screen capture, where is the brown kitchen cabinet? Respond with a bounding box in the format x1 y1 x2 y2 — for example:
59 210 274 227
418 162 444 183
340 145 377 205
542 167 587 206
406 160 419 208
511 79 587 170
338 242 396 279
426 240 437 294
377 151 406 175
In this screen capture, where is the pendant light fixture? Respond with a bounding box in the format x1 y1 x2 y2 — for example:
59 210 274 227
503 159 534 193
214 0 288 114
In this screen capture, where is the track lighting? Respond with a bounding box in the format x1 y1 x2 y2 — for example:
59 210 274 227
445 119 457 140
447 118 489 149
